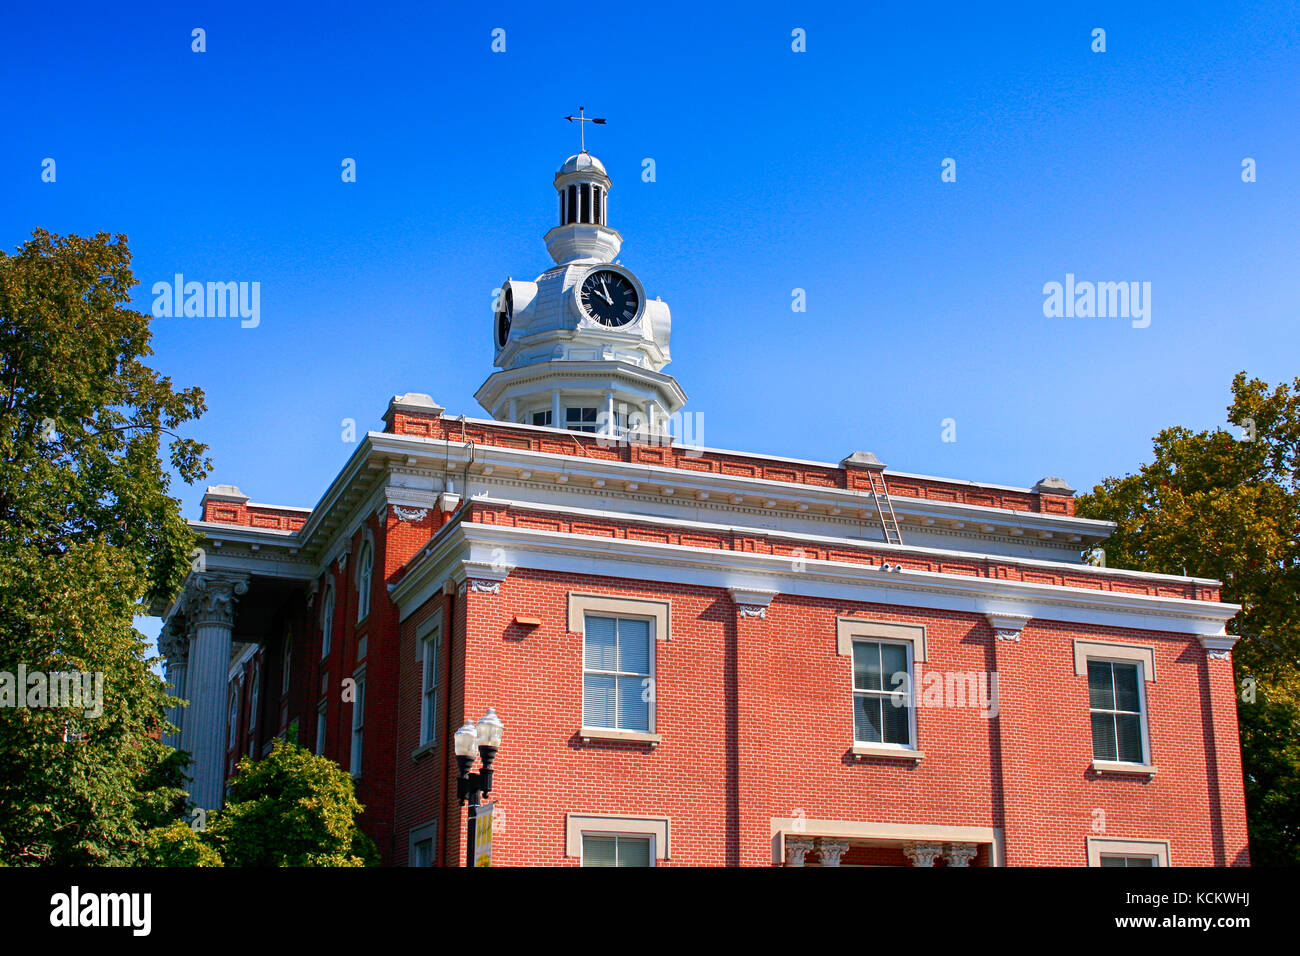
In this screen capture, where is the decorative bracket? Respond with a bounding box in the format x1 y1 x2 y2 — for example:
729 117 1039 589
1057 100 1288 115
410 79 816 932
985 611 1032 643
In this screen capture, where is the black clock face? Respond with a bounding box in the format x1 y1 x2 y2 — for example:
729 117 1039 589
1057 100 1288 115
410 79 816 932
495 285 513 347
579 270 639 326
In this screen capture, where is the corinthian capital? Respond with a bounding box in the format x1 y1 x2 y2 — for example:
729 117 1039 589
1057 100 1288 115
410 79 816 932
158 617 191 664
187 573 251 629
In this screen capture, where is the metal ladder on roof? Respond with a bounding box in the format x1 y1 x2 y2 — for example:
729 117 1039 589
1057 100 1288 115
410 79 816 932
866 469 904 547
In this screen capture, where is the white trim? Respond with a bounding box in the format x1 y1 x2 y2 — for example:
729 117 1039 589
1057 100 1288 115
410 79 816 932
1073 639 1157 680
769 818 1004 867
394 522 1239 639
1086 837 1170 867
409 821 438 867
566 813 670 859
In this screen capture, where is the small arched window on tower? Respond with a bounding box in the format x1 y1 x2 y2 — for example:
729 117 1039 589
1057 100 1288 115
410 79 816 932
567 185 578 224
593 186 603 225
581 184 592 222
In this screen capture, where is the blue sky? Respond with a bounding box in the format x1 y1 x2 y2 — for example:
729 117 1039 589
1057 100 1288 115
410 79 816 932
3 2 1297 643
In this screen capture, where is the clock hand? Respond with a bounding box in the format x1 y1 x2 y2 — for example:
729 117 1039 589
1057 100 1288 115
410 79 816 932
598 276 614 304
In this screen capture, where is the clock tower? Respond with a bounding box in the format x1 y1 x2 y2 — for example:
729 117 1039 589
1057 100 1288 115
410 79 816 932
475 139 686 436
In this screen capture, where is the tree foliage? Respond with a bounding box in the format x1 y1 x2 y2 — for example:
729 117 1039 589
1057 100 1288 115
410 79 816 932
201 739 378 867
1077 372 1300 865
0 230 208 865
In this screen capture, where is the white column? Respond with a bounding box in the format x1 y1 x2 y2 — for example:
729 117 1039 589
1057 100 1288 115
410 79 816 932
819 839 850 867
902 841 944 867
785 837 814 866
159 619 189 749
181 574 248 810
551 390 562 428
604 390 615 436
944 843 979 867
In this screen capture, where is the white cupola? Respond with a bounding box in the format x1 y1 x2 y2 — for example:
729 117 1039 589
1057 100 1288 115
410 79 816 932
475 132 686 437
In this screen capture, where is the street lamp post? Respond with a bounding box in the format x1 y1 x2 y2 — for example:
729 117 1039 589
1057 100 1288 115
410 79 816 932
455 707 505 867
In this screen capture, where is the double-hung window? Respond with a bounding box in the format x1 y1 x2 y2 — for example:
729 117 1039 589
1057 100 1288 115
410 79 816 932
315 700 327 755
583 615 652 732
851 639 913 748
321 584 334 659
420 624 441 746
1099 854 1156 867
582 834 653 867
1088 660 1146 764
350 669 366 777
356 544 373 622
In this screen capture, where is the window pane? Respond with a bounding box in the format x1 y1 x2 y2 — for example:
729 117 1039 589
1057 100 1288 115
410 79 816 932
853 642 882 692
1091 713 1118 761
1099 855 1128 867
583 835 616 867
585 615 618 670
1124 856 1154 867
1116 714 1144 763
883 697 911 745
881 643 908 690
1114 663 1141 713
617 837 651 867
1087 661 1114 710
854 695 883 743
584 674 616 728
616 676 650 731
618 618 650 673
413 839 433 867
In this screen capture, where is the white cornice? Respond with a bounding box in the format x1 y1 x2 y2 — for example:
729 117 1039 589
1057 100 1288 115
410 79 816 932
449 494 1216 587
390 520 1238 635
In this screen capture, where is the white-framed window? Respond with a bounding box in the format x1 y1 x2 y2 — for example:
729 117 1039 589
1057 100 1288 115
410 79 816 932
582 614 653 732
1087 659 1148 764
356 543 373 622
315 700 327 755
531 410 552 427
851 638 915 748
410 822 438 867
1087 838 1169 867
227 688 239 750
281 632 292 697
321 582 335 660
581 834 654 867
350 669 366 777
1100 854 1156 867
419 621 442 746
248 660 260 730
565 406 598 433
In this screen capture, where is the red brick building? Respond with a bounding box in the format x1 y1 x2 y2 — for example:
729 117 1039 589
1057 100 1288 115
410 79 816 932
155 148 1248 867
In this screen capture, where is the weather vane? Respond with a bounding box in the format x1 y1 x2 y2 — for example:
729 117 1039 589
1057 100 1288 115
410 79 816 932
564 106 606 153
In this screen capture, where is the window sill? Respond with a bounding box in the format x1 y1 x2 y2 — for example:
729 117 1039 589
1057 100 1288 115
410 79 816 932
411 740 437 761
851 743 924 762
1091 760 1157 778
578 727 661 748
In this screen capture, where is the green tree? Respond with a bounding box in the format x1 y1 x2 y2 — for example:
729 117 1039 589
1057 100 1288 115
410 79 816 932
203 739 378 867
0 230 208 865
1077 372 1300 865
137 819 223 867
